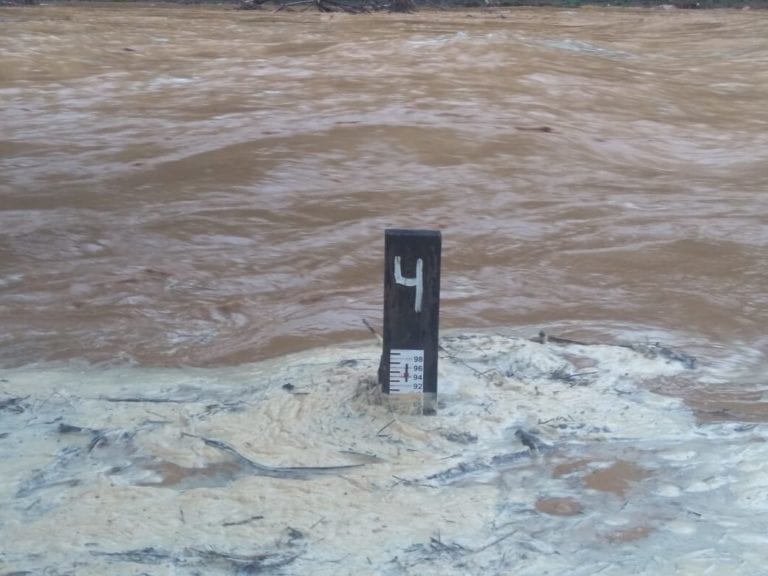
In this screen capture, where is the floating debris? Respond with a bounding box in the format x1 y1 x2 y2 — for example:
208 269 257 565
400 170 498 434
0 395 28 414
181 433 365 479
439 430 478 444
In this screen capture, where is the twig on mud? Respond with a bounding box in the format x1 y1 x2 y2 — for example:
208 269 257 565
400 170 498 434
181 433 364 479
391 475 438 489
377 418 395 436
430 533 468 555
98 396 191 404
533 330 697 369
469 530 518 554
223 515 265 527
362 318 383 344
438 344 488 377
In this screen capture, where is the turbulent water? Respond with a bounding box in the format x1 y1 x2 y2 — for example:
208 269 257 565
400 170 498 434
3 6 766 418
2 5 767 372
1 5 768 574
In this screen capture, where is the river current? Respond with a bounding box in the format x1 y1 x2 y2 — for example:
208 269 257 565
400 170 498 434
2 6 768 574
1 4 767 413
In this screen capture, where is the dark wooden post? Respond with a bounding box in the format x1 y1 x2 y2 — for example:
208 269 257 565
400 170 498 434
379 229 441 415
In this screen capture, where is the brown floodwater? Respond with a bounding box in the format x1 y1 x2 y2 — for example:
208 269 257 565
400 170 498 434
0 4 766 410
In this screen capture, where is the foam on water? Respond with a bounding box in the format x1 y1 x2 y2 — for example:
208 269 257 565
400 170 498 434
1 332 766 575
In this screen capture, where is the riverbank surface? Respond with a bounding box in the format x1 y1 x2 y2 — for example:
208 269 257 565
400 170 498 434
2 333 767 574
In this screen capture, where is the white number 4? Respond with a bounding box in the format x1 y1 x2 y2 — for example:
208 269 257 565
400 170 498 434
394 256 423 313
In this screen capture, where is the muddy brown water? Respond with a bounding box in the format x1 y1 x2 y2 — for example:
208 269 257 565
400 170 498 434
1 4 766 416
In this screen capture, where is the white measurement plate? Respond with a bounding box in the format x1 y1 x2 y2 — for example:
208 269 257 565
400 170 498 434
389 349 425 394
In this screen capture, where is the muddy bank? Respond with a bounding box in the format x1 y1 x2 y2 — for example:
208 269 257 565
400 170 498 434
2 333 767 575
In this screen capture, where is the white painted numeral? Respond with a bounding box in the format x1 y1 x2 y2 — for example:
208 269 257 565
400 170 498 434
394 256 423 313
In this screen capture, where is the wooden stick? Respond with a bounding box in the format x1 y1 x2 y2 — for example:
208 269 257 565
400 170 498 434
182 433 363 479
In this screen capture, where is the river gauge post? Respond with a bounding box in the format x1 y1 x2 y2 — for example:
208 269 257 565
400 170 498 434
379 229 441 415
